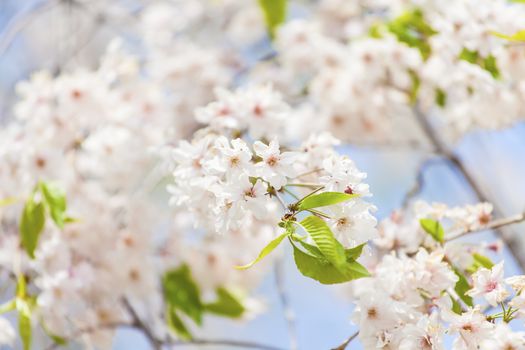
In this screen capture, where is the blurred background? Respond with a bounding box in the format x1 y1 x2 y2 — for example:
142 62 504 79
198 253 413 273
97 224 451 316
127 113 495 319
2 1 525 349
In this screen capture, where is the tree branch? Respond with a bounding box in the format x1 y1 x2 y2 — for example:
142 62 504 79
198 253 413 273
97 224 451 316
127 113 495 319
169 339 287 350
122 298 163 350
413 103 525 270
446 211 525 242
331 331 359 350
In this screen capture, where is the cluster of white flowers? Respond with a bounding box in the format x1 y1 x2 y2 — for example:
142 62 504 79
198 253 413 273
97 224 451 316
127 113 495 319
375 201 494 253
348 201 525 349
247 0 525 142
169 99 378 249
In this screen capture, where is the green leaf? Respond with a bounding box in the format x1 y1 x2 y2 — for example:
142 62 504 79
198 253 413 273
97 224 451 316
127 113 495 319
299 216 346 267
16 275 27 299
19 312 31 350
0 197 17 207
204 288 245 318
345 243 366 260
419 218 445 243
387 9 436 59
459 48 479 64
0 299 16 314
16 299 32 350
166 306 192 340
20 198 46 259
162 265 203 325
39 182 66 229
450 295 462 315
42 323 67 347
492 29 525 42
409 70 420 104
296 240 323 257
292 244 369 284
473 253 494 269
235 232 288 270
258 0 287 39
435 88 447 108
298 192 357 211
453 268 474 307
482 55 500 79
458 49 500 78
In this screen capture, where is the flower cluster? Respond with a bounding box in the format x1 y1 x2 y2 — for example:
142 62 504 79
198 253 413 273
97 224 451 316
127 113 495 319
249 0 525 142
346 201 525 349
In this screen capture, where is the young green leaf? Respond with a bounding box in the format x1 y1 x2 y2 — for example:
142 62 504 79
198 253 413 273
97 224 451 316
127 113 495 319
0 197 17 207
16 299 32 350
299 216 346 267
387 9 436 59
345 243 366 261
204 287 245 318
453 268 474 307
458 49 500 78
449 295 462 315
492 29 525 42
298 192 357 211
0 299 16 314
235 232 288 270
42 323 67 346
20 197 46 259
40 182 67 229
473 253 494 269
166 306 192 340
258 0 287 39
162 265 203 325
419 218 445 243
292 244 369 284
435 88 447 108
19 312 31 350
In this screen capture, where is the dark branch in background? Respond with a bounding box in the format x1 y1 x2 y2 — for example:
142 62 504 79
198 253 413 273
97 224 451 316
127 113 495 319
401 157 442 208
446 211 525 242
331 331 359 350
0 0 59 57
122 298 163 350
274 256 298 350
45 317 288 350
413 103 525 270
168 339 287 350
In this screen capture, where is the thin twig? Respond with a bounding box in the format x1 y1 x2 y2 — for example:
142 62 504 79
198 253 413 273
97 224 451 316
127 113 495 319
169 339 287 350
274 191 288 210
45 322 132 350
0 0 59 57
413 103 525 270
122 298 163 350
274 257 298 350
331 331 359 350
401 157 441 208
292 168 323 180
446 211 525 242
45 321 287 350
287 183 324 188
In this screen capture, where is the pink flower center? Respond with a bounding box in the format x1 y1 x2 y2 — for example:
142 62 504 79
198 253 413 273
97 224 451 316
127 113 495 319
485 280 498 292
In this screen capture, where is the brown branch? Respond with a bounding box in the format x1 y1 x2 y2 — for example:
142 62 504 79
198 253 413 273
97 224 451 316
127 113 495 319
169 339 287 350
413 103 525 270
446 211 525 242
122 298 163 350
45 320 288 350
401 157 442 208
331 331 359 350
